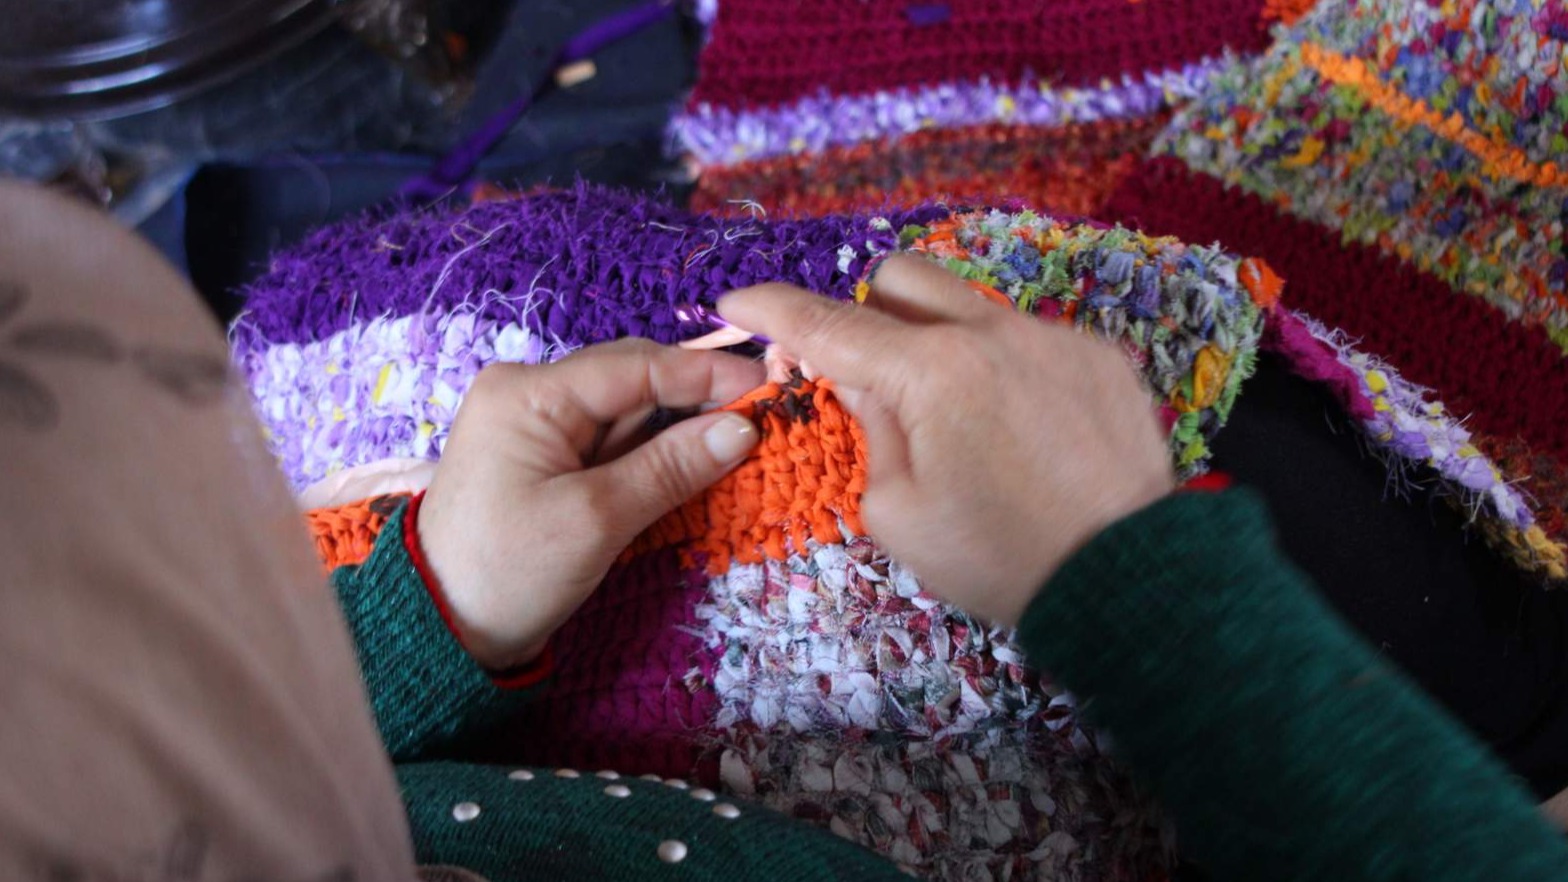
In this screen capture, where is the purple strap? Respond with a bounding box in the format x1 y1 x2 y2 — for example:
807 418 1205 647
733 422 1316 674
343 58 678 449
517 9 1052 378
904 3 951 26
399 0 677 203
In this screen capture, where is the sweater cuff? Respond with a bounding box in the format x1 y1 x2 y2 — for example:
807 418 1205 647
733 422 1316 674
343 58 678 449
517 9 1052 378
1015 488 1568 879
333 497 544 761
1019 488 1273 661
401 492 552 689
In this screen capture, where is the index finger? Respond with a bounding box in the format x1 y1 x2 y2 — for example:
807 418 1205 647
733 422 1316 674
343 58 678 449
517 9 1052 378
716 283 910 395
541 338 766 422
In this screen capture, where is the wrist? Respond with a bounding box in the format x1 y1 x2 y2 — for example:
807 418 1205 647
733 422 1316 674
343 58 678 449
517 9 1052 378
402 492 552 687
1002 468 1177 625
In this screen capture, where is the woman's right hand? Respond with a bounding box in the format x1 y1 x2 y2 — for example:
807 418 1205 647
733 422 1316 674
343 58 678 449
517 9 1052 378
719 255 1175 626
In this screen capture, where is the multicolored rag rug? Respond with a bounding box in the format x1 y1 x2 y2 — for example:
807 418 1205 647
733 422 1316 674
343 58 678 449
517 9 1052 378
672 0 1298 217
234 185 1296 879
233 166 1563 877
667 0 1567 582
1103 0 1568 579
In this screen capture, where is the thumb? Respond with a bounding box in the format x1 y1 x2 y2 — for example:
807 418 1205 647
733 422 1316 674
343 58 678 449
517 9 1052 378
580 410 760 534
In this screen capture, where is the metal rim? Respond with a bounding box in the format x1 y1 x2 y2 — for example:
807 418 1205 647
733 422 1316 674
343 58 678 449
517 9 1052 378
0 0 344 120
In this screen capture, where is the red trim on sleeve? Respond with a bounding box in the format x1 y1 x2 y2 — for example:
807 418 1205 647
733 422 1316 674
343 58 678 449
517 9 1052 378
1180 472 1234 494
402 491 553 690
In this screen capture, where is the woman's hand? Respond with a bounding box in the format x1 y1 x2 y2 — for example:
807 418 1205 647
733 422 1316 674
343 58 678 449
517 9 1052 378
719 256 1174 626
417 339 764 671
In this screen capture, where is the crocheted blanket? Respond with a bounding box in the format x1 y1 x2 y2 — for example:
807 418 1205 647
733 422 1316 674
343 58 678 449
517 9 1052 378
234 174 1567 878
233 1 1568 876
1103 0 1568 579
673 0 1297 218
235 186 1288 879
670 0 1566 581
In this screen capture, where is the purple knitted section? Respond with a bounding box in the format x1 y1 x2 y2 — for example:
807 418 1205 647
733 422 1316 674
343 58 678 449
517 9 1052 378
503 545 720 779
233 186 948 351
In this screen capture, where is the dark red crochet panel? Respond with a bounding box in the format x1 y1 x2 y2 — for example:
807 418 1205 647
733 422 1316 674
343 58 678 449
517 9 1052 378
1104 157 1568 466
690 0 1273 110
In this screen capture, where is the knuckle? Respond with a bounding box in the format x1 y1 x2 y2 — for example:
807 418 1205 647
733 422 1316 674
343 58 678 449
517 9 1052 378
932 329 990 386
609 336 659 355
797 299 858 350
459 365 511 415
642 443 700 506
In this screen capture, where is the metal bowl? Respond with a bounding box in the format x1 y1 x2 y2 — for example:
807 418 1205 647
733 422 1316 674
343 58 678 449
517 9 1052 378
0 0 344 120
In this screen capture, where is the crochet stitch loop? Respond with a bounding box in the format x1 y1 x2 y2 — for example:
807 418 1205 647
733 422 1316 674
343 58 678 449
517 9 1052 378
306 492 410 571
622 374 867 573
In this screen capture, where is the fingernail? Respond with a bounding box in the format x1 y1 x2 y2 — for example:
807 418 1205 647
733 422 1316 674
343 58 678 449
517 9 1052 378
703 413 758 462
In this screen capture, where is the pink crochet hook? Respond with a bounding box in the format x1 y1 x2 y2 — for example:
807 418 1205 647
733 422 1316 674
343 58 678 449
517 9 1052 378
674 302 773 349
675 302 810 383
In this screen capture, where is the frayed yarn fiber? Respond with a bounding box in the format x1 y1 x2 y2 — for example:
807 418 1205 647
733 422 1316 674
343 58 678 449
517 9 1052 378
233 186 944 351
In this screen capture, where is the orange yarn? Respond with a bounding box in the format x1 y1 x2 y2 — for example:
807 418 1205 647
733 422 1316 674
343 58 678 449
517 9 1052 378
1299 43 1568 189
305 493 412 572
299 382 861 576
1239 257 1284 308
691 117 1167 220
623 375 868 573
1261 0 1319 25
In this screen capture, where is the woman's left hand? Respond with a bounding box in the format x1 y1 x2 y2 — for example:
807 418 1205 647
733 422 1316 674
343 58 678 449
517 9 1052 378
416 339 764 671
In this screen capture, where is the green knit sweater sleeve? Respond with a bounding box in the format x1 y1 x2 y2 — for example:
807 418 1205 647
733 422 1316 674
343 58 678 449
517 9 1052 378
396 762 916 881
331 499 540 761
1019 489 1568 881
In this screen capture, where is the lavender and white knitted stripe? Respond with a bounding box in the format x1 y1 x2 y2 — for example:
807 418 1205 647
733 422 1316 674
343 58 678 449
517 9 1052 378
672 57 1229 165
236 311 567 490
1295 312 1535 531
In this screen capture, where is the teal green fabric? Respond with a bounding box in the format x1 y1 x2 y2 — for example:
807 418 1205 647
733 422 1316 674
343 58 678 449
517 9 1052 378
332 502 540 761
341 491 1568 880
398 763 912 880
1021 489 1568 881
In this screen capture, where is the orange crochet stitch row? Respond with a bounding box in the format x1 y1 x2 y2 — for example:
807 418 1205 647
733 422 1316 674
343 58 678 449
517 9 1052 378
1299 42 1568 189
623 375 868 573
306 492 411 571
308 380 865 577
